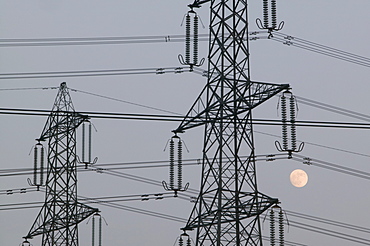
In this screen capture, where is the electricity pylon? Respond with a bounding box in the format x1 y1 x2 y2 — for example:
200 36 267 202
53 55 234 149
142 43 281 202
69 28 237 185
174 0 289 245
24 82 98 246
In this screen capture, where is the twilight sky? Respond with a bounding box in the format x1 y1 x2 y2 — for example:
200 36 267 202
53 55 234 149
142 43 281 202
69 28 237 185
1 1 370 245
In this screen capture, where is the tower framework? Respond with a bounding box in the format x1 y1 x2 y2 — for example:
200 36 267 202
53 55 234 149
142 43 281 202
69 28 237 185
25 82 98 246
175 1 289 245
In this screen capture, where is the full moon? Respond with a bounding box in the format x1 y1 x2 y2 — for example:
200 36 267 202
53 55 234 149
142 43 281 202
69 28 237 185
290 169 308 188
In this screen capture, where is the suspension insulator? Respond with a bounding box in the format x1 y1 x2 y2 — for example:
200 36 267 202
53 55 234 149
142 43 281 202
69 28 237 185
263 0 269 28
179 237 184 246
279 210 284 246
33 146 38 186
186 236 191 246
82 122 86 162
82 120 93 164
289 95 297 150
271 0 277 28
177 139 183 190
99 216 102 246
89 122 92 163
280 95 288 150
33 143 45 187
40 146 44 186
169 138 175 190
185 14 191 64
92 217 95 246
193 15 199 65
270 209 275 246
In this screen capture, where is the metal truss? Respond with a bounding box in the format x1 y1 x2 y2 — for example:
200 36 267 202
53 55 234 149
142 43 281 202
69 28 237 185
25 82 98 246
176 1 289 245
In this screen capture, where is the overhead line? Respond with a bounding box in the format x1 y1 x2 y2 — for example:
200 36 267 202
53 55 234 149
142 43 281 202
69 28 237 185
0 66 192 80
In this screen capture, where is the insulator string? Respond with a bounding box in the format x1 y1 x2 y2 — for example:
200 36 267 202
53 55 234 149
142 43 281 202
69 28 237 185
290 95 297 150
82 122 86 162
177 139 183 190
279 210 285 246
186 236 191 246
185 14 191 64
169 138 175 190
92 217 95 246
270 209 276 246
179 237 184 246
33 146 38 186
271 0 277 28
99 216 102 246
263 0 269 28
40 146 44 186
193 15 199 65
281 95 288 150
89 122 92 163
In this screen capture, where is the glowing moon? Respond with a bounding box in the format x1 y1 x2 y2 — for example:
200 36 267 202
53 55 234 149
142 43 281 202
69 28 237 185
290 169 308 187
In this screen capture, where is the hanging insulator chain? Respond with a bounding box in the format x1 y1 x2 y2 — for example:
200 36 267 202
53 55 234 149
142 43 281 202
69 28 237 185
179 237 184 246
270 209 276 246
33 146 38 186
279 210 284 246
280 95 288 150
29 142 45 189
82 122 86 162
78 120 98 168
99 216 102 246
187 237 191 246
263 0 269 28
275 91 304 156
40 146 44 186
169 138 175 190
162 135 189 195
256 0 284 32
92 217 95 246
90 213 105 246
290 95 297 150
177 139 183 190
185 14 191 64
271 0 277 28
193 14 199 65
89 122 92 163
178 10 204 68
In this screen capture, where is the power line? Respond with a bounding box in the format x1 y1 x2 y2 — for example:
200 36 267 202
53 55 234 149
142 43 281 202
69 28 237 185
0 66 192 80
70 88 182 115
255 130 370 158
0 32 267 47
292 154 370 180
296 95 370 122
285 210 370 234
270 32 370 68
2 107 370 129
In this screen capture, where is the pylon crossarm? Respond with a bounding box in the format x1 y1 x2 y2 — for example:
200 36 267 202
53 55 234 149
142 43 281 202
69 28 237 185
174 81 289 133
26 203 98 238
37 112 87 141
183 191 277 231
188 0 211 9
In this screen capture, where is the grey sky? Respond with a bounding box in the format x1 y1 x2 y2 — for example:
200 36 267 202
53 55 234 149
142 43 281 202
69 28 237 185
1 1 370 245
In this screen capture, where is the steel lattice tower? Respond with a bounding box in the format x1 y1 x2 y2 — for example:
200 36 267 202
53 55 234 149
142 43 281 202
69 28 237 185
174 1 289 245
25 82 98 246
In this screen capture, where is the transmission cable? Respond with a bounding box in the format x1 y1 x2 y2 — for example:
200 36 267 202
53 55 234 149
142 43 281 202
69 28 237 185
270 32 370 68
285 210 370 234
292 153 370 180
0 66 192 80
254 130 370 159
295 95 370 122
70 88 182 115
0 31 267 47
